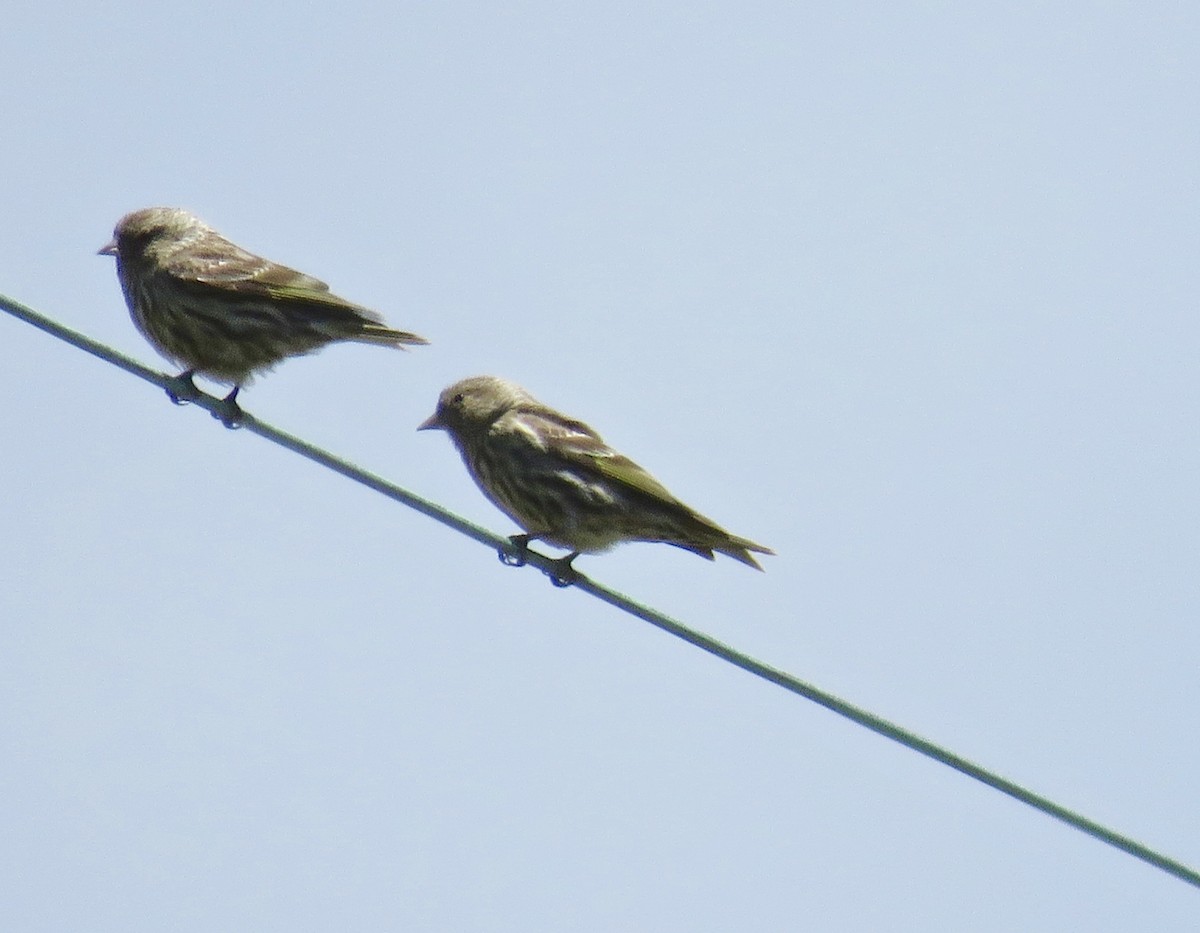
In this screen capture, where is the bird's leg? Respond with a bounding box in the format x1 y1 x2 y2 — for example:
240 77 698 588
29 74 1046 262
211 386 245 429
499 533 536 567
498 535 579 585
547 552 581 588
165 369 201 405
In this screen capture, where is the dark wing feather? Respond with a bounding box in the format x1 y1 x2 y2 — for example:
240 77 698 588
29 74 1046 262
519 404 684 506
513 402 773 567
165 233 383 323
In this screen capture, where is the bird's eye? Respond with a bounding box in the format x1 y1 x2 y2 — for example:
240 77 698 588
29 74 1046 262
452 393 464 404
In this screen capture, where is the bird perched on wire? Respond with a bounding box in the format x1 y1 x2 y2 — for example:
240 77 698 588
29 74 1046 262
99 207 427 426
419 375 773 583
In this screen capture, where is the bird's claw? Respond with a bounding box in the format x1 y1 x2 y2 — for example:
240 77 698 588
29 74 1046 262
163 372 242 427
210 388 245 429
497 536 578 586
498 548 527 567
499 534 531 567
211 399 245 430
546 554 580 587
548 569 578 588
165 372 201 406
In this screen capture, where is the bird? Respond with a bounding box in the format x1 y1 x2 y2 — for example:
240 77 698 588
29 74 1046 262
99 207 427 426
419 375 773 583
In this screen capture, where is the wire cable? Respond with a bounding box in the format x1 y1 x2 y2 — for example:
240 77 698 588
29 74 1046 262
3 291 1198 891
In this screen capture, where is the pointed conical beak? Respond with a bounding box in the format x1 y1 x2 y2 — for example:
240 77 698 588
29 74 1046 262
417 410 443 431
98 240 118 257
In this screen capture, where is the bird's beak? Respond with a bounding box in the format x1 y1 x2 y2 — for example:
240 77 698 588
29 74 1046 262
98 240 118 257
417 410 443 432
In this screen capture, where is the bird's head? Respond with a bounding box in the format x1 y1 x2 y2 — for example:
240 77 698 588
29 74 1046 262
418 375 534 437
98 206 209 259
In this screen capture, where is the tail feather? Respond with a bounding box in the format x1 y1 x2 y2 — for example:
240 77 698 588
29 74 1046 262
355 322 429 348
714 536 774 571
672 529 774 571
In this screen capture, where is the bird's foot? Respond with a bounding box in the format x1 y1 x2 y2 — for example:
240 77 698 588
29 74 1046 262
165 371 201 406
211 387 245 430
546 554 580 588
499 534 534 567
498 536 579 586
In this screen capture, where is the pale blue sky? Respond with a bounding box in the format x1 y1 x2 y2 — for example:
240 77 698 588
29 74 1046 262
2 2 1198 930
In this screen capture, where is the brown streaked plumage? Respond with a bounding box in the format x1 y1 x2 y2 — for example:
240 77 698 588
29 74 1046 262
419 375 773 578
99 207 427 423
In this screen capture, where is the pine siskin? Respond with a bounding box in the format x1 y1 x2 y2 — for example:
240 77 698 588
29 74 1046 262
419 375 773 580
99 207 427 424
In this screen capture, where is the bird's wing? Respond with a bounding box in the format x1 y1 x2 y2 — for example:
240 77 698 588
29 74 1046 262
166 235 383 321
521 407 683 506
162 235 329 291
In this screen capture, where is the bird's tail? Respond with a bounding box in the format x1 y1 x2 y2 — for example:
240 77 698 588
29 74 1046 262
674 528 774 570
713 535 775 571
355 323 429 348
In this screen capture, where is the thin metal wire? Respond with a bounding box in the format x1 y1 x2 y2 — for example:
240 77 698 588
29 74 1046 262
3 291 1197 891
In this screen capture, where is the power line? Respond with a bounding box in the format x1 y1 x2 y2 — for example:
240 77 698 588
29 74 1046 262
3 290 1198 891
